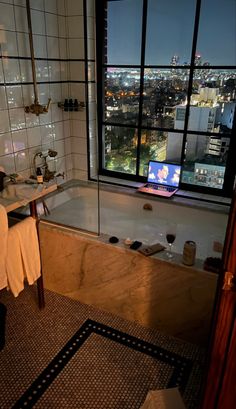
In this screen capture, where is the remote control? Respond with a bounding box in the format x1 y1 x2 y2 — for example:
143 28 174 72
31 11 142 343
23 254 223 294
130 240 142 250
138 243 165 256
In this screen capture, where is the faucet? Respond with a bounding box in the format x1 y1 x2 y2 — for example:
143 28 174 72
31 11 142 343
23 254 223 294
25 98 51 116
33 149 58 181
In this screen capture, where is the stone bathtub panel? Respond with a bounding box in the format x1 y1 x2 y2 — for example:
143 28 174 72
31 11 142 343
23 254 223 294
39 222 218 346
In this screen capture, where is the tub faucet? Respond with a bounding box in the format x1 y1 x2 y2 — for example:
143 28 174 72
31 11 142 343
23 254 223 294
25 98 51 116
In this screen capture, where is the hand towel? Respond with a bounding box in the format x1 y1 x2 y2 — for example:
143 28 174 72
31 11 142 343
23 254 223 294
0 205 8 290
6 217 41 297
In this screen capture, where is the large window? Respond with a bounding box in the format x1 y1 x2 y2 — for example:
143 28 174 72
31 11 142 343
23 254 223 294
96 0 236 196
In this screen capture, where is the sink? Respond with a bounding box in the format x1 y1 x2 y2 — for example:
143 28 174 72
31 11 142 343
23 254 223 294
0 183 40 201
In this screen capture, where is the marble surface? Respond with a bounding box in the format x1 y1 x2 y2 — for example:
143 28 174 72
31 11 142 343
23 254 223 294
0 182 57 213
39 222 218 346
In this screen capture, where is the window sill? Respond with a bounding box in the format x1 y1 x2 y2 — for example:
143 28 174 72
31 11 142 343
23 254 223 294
96 175 231 214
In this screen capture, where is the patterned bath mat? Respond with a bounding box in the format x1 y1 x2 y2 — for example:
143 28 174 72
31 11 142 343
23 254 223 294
12 319 192 408
0 287 204 409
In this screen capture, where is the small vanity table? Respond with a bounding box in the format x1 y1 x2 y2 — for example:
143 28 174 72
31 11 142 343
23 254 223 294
0 182 57 309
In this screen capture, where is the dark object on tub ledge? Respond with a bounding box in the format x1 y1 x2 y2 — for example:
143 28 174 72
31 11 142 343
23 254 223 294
109 236 119 244
203 257 223 274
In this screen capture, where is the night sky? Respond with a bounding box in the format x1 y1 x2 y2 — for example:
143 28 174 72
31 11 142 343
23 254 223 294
107 0 236 66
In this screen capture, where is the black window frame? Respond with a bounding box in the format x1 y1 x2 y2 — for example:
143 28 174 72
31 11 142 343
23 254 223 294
95 0 236 198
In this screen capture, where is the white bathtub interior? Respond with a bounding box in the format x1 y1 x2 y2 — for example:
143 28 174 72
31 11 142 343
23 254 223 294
41 182 229 262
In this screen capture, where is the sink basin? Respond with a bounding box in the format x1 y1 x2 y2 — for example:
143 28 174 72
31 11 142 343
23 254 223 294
0 183 40 201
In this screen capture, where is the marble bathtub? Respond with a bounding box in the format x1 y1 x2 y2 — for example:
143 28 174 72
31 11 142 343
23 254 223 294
39 222 218 346
41 181 229 261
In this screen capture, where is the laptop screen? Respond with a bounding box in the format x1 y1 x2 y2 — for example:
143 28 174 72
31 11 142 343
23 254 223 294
147 161 181 188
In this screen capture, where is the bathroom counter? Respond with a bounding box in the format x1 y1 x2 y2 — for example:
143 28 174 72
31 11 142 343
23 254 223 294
0 182 57 213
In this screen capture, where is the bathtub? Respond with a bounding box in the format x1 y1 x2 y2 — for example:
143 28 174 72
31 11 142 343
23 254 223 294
41 180 229 261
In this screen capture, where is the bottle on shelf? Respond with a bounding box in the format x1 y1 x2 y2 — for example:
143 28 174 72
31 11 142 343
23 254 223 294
74 99 79 111
63 99 69 112
36 167 43 184
69 98 74 112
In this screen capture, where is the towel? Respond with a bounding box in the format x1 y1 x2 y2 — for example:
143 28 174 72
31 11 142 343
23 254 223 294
0 205 8 290
6 217 41 297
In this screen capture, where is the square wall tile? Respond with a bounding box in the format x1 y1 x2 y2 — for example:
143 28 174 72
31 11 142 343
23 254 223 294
0 132 13 155
54 121 64 140
14 5 28 32
87 38 95 60
31 10 46 35
68 16 84 38
49 83 62 103
1 31 18 56
33 35 47 58
25 111 40 128
54 139 65 157
88 61 95 81
3 58 21 82
11 129 28 152
17 32 30 57
69 61 85 81
48 60 61 82
20 59 33 82
51 103 63 123
58 16 66 37
57 0 65 15
41 123 55 145
6 85 23 108
47 36 60 59
66 0 83 16
0 3 15 31
0 110 10 133
38 83 50 105
59 38 67 59
35 60 49 82
0 87 7 110
14 149 30 171
71 119 86 138
9 107 26 130
0 153 15 174
68 38 84 59
44 0 57 14
46 13 59 37
27 126 41 147
30 0 44 11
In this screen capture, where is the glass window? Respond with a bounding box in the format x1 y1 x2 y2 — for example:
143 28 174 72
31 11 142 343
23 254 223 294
196 0 236 66
107 0 143 65
190 69 236 133
181 134 229 189
145 0 196 65
142 68 190 128
104 68 140 125
104 125 138 174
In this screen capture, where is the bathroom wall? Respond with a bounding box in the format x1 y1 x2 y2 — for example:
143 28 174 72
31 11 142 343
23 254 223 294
0 0 95 181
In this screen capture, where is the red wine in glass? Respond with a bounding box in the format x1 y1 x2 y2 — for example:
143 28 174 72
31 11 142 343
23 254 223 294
166 234 176 245
166 232 176 258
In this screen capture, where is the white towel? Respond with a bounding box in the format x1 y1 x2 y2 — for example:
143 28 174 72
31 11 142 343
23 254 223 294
0 205 8 290
6 217 41 297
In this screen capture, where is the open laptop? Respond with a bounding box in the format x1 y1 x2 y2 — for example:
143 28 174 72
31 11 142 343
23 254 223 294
138 160 181 198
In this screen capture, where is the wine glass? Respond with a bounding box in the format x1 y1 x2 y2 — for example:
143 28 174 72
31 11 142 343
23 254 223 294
165 224 176 259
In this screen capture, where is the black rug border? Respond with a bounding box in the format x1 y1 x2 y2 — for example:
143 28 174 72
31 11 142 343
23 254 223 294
12 319 193 409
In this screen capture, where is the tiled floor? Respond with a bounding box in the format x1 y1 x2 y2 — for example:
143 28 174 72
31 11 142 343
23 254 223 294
0 286 205 409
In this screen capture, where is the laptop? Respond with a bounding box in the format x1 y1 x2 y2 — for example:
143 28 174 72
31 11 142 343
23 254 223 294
138 160 181 198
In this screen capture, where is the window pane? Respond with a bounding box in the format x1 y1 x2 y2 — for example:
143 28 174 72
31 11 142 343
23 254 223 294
189 69 236 133
106 0 143 65
104 68 140 125
181 134 229 189
196 0 236 66
104 125 138 174
142 69 190 129
139 130 183 176
145 0 196 65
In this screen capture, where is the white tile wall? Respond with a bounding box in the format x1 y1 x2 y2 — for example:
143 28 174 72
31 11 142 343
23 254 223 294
0 0 91 182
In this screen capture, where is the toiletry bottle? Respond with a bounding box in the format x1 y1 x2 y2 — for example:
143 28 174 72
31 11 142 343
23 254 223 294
74 99 79 111
64 99 69 112
69 98 73 112
36 167 43 184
